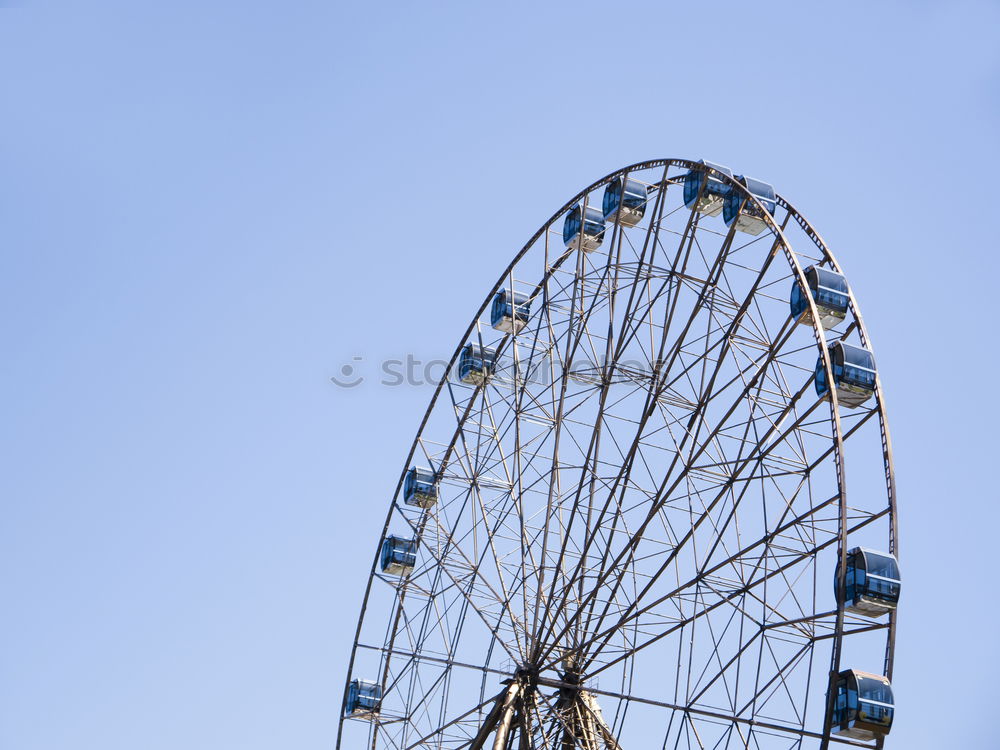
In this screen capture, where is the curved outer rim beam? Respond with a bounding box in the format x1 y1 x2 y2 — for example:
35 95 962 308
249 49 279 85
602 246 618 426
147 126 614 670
336 159 896 750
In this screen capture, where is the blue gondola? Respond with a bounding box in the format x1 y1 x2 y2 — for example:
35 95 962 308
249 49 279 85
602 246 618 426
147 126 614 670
380 535 417 576
790 265 850 330
345 678 381 719
830 670 894 740
603 177 648 227
403 466 438 508
491 289 532 334
458 343 496 385
723 175 777 235
836 547 901 617
563 203 605 252
683 160 734 217
814 341 876 409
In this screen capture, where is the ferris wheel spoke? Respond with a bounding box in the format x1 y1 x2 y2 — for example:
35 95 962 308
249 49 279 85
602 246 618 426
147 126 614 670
608 181 683 364
529 346 688 647
397 661 455 746
816 621 890 642
529 224 626 655
379 480 512 724
432 364 584 604
427 540 524 661
612 210 710 372
689 584 809 720
669 387 811 595
469 385 536 646
400 689 510 750
539 293 803 663
507 321 545 640
570 504 890 684
736 638 813 723
583 331 809 637
413 486 529 664
384 587 500 730
687 588 747 713
587 201 703 471
555 215 781 580
687 614 767 708
582 491 843 674
531 230 749 655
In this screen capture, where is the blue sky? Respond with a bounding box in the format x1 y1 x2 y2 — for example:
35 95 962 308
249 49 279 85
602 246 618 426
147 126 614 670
2 1 998 748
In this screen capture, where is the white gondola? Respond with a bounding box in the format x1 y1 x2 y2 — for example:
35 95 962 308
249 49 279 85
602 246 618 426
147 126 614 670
829 670 894 740
602 177 648 227
380 535 417 576
563 203 605 252
682 160 733 217
836 547 901 617
403 466 438 508
814 341 876 408
491 289 531 334
457 343 496 385
344 678 381 719
723 175 776 235
790 265 850 329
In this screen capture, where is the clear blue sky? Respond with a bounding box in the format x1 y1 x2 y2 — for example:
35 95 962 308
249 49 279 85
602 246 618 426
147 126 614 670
1 2 998 748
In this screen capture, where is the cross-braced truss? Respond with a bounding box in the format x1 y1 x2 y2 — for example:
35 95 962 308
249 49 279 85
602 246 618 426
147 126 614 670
338 160 898 750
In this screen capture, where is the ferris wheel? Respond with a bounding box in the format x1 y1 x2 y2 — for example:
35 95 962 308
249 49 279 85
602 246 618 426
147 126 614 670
337 159 901 750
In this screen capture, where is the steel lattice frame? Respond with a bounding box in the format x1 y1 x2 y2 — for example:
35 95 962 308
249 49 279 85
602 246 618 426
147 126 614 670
337 159 898 750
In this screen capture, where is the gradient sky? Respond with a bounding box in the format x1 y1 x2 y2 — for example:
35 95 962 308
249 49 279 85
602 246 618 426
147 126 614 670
2 2 999 749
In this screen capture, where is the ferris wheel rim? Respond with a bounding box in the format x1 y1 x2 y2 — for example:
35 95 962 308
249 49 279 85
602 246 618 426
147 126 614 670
336 158 898 750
